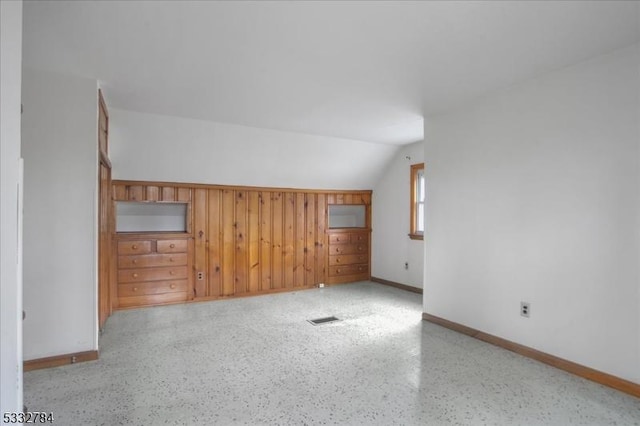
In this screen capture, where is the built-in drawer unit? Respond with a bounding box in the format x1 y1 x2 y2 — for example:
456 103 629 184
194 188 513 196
115 236 192 308
326 229 370 284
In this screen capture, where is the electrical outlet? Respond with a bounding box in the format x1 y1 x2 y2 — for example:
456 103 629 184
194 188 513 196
520 302 530 318
197 271 204 280
318 283 325 288
404 262 409 270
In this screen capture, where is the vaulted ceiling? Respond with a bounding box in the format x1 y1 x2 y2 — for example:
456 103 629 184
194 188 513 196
23 1 640 145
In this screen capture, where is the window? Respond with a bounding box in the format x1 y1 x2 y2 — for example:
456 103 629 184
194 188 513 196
409 163 425 240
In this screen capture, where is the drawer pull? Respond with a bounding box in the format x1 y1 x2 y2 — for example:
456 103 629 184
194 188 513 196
169 271 175 275
133 287 138 292
170 244 175 248
132 259 138 264
336 269 341 273
336 258 340 263
170 284 176 289
169 257 174 262
132 245 138 250
132 273 139 278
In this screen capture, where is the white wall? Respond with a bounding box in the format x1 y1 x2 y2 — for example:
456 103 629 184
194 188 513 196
372 141 425 288
423 45 640 383
1 0 24 413
110 109 398 190
21 69 99 360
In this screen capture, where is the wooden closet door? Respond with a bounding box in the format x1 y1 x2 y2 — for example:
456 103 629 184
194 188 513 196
98 89 112 328
98 162 111 328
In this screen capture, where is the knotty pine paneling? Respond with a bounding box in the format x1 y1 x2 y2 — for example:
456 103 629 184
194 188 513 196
112 180 371 303
177 187 191 202
316 194 327 284
305 193 316 287
113 184 127 201
207 189 222 297
221 189 235 296
146 186 160 201
161 186 176 201
294 193 305 288
112 182 192 203
248 192 261 293
128 185 144 201
235 191 248 295
259 192 272 291
283 192 295 289
271 192 284 290
193 189 207 298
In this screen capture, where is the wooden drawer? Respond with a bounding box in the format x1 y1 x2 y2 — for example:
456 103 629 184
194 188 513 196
117 240 152 255
118 292 188 308
157 239 188 253
118 280 187 297
118 253 188 269
118 266 188 283
329 233 351 244
330 243 368 255
329 254 368 266
329 264 368 277
350 233 368 244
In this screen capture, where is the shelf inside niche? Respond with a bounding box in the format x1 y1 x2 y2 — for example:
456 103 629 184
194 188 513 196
116 201 188 233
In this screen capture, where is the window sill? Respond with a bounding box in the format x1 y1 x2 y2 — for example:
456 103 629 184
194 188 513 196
408 233 424 241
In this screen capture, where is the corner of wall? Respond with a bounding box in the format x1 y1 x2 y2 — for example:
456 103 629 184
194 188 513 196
21 68 100 360
372 140 425 289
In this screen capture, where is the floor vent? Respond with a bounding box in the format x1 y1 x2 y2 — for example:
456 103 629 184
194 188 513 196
308 316 340 326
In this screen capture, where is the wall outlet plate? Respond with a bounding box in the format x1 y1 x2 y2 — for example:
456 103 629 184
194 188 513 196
520 301 530 318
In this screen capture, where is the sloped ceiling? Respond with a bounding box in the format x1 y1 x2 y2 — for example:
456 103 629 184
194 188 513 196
22 1 640 146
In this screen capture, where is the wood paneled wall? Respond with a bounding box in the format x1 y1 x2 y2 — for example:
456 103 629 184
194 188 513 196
194 189 327 297
113 180 371 303
113 183 192 203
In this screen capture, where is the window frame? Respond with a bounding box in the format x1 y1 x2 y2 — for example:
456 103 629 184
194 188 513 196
409 162 425 241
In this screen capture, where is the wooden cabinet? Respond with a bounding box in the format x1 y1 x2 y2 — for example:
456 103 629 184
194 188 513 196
110 180 372 309
115 235 193 308
326 229 370 284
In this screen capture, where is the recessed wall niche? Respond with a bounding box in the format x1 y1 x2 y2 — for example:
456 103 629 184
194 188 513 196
328 204 366 228
116 202 188 233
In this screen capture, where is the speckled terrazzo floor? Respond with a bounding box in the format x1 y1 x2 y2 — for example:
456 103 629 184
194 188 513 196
24 282 640 425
